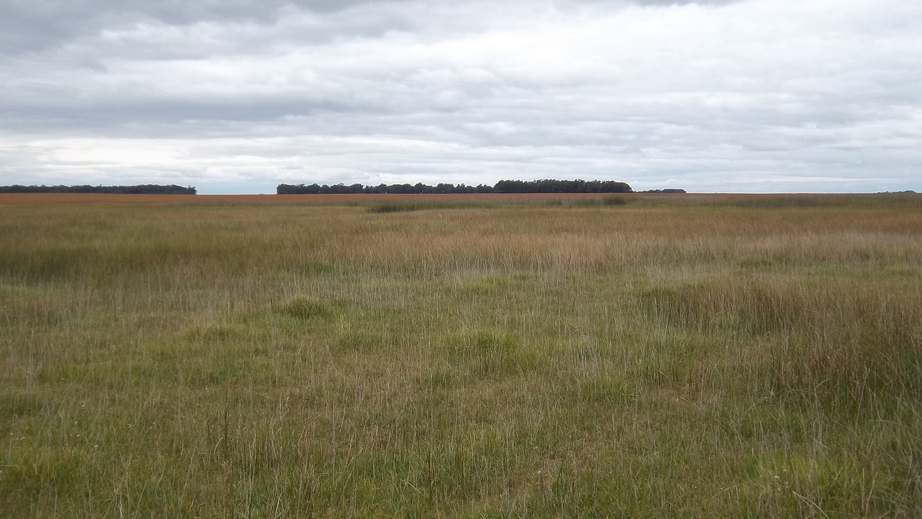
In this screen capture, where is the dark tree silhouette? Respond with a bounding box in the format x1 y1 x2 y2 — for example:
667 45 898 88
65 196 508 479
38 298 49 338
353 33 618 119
0 184 196 194
277 179 632 195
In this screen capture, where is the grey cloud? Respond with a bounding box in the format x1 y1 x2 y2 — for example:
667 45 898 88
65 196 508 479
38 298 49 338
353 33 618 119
625 0 740 5
0 0 411 54
557 0 741 8
1 0 920 193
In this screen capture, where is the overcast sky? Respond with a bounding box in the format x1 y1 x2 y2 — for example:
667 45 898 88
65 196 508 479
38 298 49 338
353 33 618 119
1 0 920 193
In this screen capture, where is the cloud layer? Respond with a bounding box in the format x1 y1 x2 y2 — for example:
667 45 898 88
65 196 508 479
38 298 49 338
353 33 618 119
2 0 920 193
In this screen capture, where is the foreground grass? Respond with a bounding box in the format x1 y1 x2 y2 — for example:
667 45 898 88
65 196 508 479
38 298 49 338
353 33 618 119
1 194 921 517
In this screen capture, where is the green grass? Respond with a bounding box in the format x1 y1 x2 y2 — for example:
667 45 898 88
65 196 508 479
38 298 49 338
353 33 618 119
1 194 921 517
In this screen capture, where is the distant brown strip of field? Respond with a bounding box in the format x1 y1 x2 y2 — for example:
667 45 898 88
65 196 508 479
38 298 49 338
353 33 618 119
0 192 878 206
0 192 638 205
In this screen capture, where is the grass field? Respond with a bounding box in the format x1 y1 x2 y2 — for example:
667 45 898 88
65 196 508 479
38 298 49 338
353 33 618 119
2 192 921 517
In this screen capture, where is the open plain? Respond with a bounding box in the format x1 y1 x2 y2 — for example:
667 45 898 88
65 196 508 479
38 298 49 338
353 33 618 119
1 193 921 517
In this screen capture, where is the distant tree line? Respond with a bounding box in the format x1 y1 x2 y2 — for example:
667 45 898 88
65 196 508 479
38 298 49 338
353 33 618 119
0 184 197 194
640 188 686 194
278 179 633 195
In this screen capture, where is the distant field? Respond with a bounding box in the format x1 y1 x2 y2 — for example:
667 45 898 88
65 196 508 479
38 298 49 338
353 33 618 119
2 191 907 205
0 192 639 205
1 193 920 517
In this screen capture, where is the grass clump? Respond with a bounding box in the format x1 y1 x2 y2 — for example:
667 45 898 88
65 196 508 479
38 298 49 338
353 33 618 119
768 289 922 413
641 277 922 414
544 195 631 208
274 297 337 320
367 199 484 213
443 328 539 378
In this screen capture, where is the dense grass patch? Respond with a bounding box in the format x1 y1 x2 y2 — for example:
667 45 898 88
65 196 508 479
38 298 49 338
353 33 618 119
2 194 921 517
640 277 922 413
367 199 487 213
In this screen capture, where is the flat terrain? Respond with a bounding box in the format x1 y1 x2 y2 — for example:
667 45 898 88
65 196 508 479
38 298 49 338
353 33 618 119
2 193 608 204
0 191 883 205
1 193 921 517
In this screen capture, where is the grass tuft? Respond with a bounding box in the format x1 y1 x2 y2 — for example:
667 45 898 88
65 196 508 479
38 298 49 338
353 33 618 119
275 297 337 320
443 328 540 378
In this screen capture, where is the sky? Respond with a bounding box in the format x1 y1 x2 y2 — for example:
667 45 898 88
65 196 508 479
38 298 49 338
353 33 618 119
1 0 920 194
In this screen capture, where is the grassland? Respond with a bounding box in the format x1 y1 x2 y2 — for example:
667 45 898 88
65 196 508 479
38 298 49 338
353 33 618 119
1 192 921 517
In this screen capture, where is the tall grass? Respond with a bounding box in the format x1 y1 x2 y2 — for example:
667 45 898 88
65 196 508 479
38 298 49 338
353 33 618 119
1 194 921 517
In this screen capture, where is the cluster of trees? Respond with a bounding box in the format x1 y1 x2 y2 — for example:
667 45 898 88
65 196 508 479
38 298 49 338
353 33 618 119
278 183 495 195
278 179 633 195
493 179 632 193
0 184 197 194
640 188 687 194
